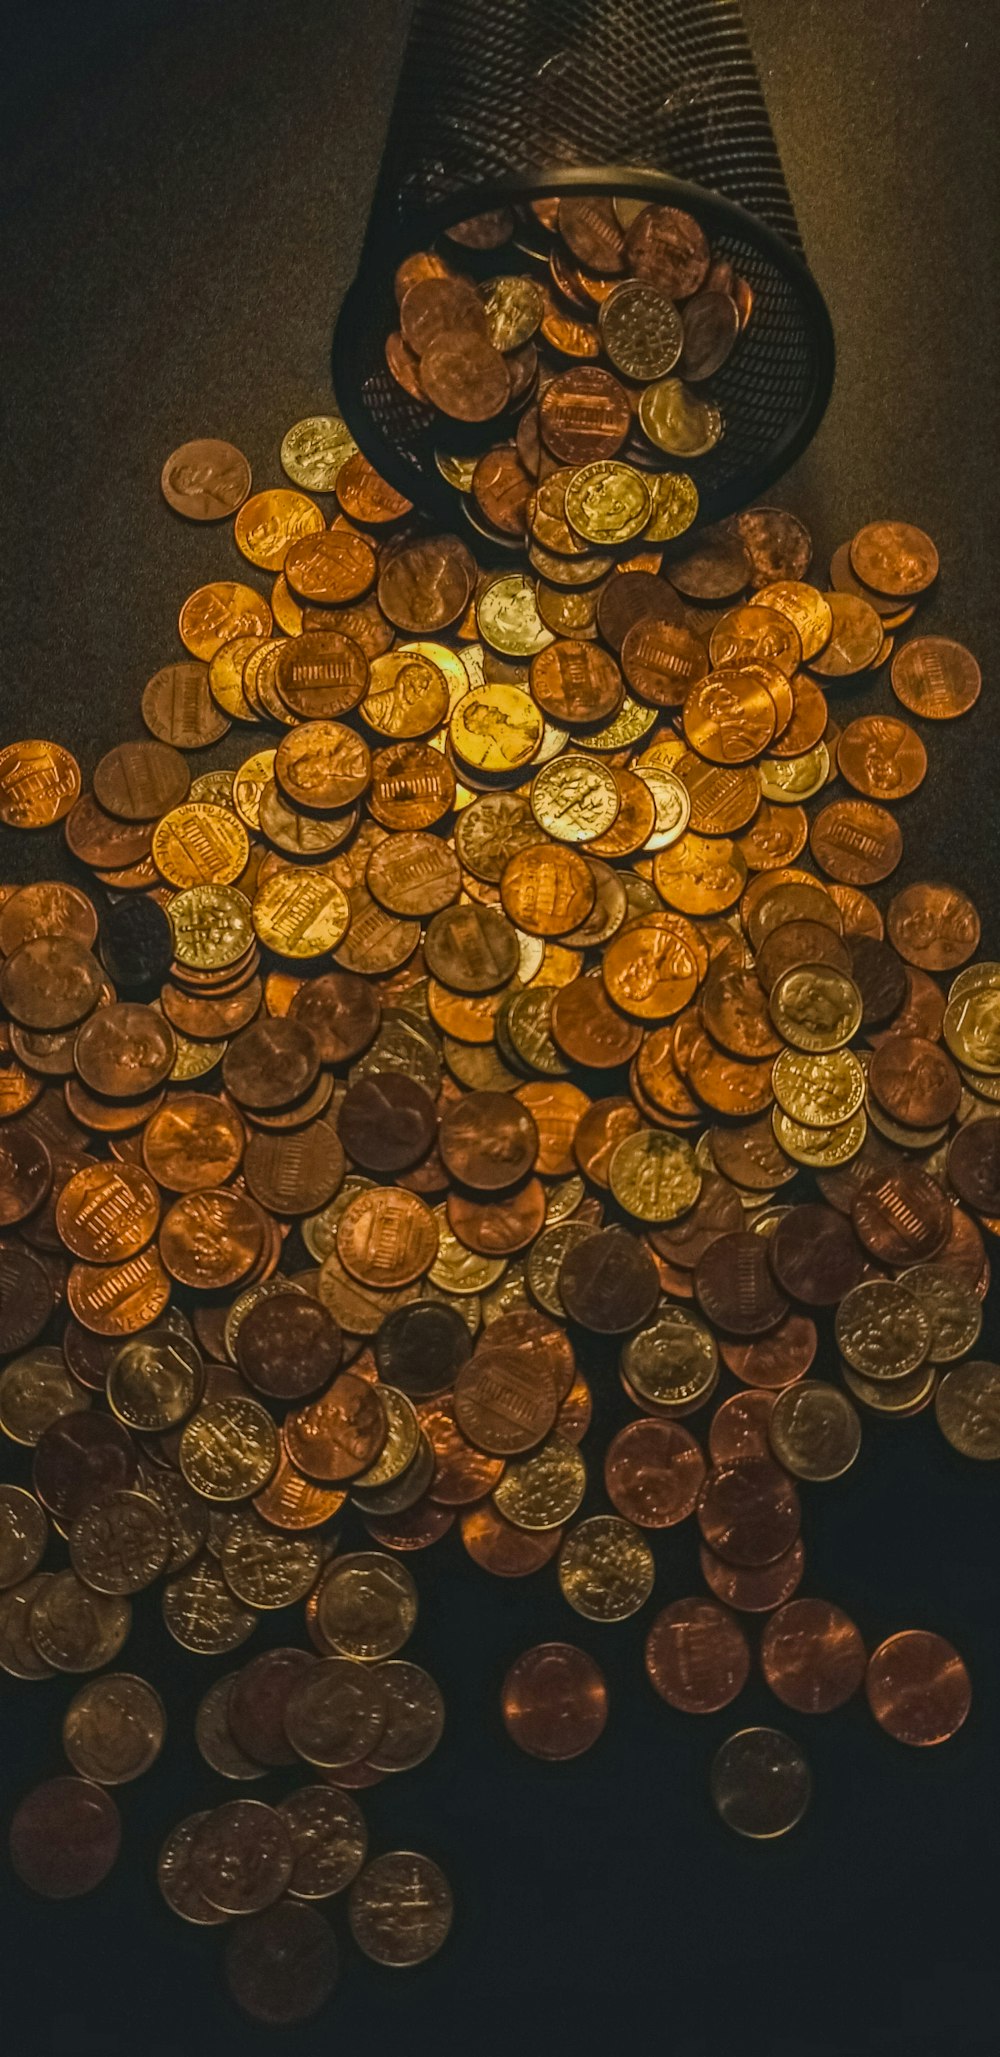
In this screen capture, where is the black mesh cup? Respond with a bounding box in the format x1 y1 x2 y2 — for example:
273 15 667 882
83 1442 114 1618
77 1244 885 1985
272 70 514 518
332 0 835 539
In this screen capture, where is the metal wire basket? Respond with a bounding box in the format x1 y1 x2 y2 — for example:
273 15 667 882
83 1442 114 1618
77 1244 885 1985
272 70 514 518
332 0 835 538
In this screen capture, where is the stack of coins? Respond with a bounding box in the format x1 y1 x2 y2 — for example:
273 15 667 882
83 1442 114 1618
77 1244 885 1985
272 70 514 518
386 196 751 555
0 409 995 2020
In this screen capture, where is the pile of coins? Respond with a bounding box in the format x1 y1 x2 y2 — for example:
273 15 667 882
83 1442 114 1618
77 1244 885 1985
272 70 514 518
386 194 753 550
0 404 996 2021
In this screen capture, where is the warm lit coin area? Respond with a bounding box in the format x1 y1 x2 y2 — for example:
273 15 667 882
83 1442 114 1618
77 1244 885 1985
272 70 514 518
0 181 993 2026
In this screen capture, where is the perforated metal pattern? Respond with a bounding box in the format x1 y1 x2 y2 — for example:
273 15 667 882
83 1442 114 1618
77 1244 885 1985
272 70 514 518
332 0 835 536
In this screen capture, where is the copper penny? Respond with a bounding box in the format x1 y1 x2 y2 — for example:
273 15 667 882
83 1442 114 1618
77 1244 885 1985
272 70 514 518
948 1118 1000 1213
460 1502 561 1575
374 1300 472 1400
419 329 510 421
539 366 631 464
0 740 82 828
159 1187 269 1289
73 1004 176 1098
237 1294 342 1401
886 881 980 971
0 1124 53 1228
837 715 927 800
550 976 643 1069
501 1642 608 1758
851 1167 951 1266
454 1350 557 1456
418 1397 505 1507
604 1417 705 1527
377 534 473 632
222 1019 321 1112
9 1776 121 1897
573 1096 643 1187
767 1203 865 1307
439 1091 538 1192
55 1161 159 1263
625 204 710 297
338 1074 437 1174
224 1900 339 2025
141 1094 245 1192
446 1178 547 1257
529 641 623 726
92 740 190 822
867 1035 960 1127
696 1458 801 1566
694 1232 788 1336
284 1373 386 1482
481 1310 577 1403
865 1629 971 1744
398 274 486 353
708 1389 778 1463
288 970 380 1064
644 1598 750 1712
719 1314 817 1390
284 528 375 606
337 1187 438 1288
244 1119 346 1217
558 1226 659 1333
891 636 981 720
850 520 938 597
274 632 369 720
761 1598 866 1713
0 938 104 1032
699 1537 806 1613
809 800 902 886
33 1412 137 1523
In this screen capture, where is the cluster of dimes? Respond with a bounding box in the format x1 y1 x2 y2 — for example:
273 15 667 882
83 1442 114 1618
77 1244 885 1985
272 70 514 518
0 401 995 2020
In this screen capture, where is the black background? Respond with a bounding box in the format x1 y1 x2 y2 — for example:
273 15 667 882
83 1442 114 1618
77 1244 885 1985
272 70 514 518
2 4 999 2054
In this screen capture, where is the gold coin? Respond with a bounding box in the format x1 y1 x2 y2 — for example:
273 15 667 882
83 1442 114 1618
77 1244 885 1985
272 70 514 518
476 573 553 657
152 804 250 888
609 1128 701 1222
219 1511 323 1609
564 461 652 547
252 869 350 957
280 414 357 491
771 1047 866 1126
644 470 699 542
769 966 863 1052
168 885 255 970
622 1308 719 1412
768 1380 861 1480
234 489 325 570
752 581 832 661
315 1551 417 1660
934 1361 1000 1458
162 1556 257 1654
530 755 620 842
62 1672 166 1783
450 686 544 775
179 583 273 661
29 1569 131 1673
898 1264 982 1363
232 749 278 831
834 1280 931 1380
771 1105 866 1167
557 1513 655 1620
943 988 1000 1073
348 1850 453 1967
0 740 81 827
179 1399 280 1502
638 377 722 456
492 1433 586 1530
0 1350 89 1446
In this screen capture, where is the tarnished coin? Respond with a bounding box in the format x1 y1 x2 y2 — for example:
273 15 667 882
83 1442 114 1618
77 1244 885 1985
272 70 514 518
502 1642 608 1758
710 1726 811 1837
348 1851 453 1966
